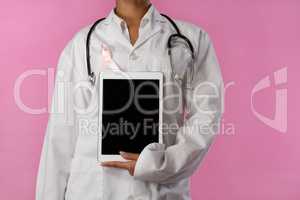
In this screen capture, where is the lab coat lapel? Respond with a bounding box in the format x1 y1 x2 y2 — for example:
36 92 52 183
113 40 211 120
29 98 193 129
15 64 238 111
133 23 162 49
134 6 165 49
101 13 132 50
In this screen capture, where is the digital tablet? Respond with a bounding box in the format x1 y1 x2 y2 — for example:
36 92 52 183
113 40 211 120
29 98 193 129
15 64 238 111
98 71 163 162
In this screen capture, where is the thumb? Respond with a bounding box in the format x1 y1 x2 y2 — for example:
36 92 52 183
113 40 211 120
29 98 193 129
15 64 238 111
120 151 139 161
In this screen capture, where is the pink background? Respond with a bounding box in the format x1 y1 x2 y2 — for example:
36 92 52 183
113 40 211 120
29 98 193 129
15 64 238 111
0 0 299 199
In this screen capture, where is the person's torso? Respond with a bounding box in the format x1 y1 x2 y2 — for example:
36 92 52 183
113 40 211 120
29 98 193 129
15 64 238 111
64 8 202 200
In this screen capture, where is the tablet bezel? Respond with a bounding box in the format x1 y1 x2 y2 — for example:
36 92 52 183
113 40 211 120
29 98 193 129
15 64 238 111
98 71 163 162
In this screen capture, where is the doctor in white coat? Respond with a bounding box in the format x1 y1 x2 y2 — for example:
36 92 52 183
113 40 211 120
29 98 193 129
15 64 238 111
36 0 224 199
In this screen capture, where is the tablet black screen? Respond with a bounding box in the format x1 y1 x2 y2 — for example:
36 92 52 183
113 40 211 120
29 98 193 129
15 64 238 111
101 79 160 154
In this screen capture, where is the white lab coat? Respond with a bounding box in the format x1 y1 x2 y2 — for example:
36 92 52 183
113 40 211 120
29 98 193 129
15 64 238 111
36 5 223 200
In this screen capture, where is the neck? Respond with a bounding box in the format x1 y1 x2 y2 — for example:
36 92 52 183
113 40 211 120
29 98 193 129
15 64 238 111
115 0 151 26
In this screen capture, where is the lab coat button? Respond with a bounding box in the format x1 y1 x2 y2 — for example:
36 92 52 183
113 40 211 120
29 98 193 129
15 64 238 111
128 195 134 200
130 53 139 60
120 21 126 31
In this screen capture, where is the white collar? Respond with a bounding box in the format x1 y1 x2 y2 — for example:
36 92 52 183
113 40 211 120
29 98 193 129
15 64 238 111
103 4 166 27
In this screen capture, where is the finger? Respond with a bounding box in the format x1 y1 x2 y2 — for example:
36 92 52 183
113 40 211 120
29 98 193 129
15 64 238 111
120 151 139 161
101 161 130 170
128 162 136 176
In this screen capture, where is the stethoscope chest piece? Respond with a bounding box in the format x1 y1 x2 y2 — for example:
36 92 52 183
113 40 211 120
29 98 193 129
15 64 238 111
89 72 96 86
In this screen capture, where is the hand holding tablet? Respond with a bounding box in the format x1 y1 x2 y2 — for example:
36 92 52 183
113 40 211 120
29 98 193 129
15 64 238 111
101 151 139 176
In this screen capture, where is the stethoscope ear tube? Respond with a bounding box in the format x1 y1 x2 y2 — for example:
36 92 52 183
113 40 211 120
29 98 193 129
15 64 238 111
167 34 195 59
86 14 195 86
86 18 106 85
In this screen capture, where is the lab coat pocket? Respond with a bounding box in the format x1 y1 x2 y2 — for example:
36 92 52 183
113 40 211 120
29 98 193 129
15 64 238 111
65 157 101 200
131 179 156 200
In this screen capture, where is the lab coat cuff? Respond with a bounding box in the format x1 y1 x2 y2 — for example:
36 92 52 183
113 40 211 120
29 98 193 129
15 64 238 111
133 143 165 182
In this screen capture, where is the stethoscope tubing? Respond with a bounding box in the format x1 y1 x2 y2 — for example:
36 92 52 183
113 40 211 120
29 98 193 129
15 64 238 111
86 14 194 86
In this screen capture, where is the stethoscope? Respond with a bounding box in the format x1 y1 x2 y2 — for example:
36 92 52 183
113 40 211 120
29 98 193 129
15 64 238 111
86 14 195 88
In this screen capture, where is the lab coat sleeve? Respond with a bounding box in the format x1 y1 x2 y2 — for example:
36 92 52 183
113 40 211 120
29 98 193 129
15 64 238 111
36 40 78 200
133 31 224 184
